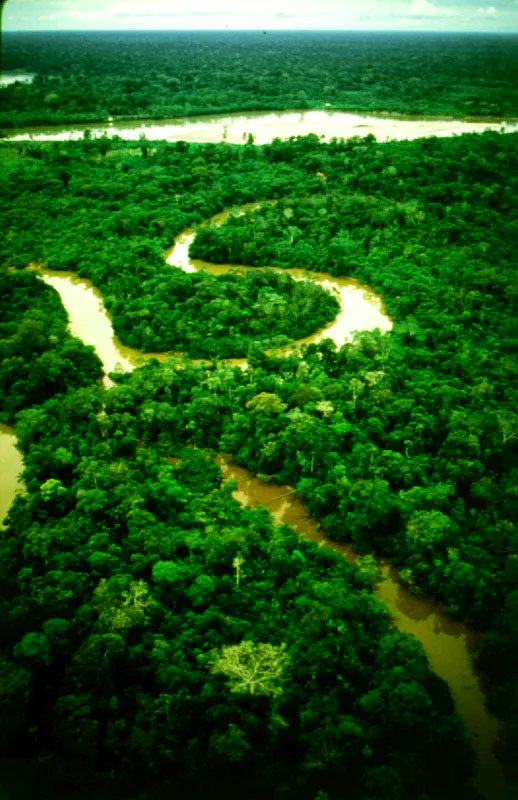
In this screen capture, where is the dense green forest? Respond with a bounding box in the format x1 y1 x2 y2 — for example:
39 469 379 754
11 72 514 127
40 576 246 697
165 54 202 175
1 31 518 129
1 129 517 797
112 267 339 358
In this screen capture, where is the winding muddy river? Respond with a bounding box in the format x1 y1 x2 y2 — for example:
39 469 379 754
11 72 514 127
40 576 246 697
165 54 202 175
0 205 507 798
3 108 518 145
30 205 391 374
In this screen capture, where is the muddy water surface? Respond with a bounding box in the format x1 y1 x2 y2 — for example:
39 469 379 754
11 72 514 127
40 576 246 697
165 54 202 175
0 424 23 526
166 205 392 357
34 269 154 375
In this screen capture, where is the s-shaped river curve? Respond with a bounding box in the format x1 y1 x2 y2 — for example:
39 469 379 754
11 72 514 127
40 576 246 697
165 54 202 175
1 205 506 799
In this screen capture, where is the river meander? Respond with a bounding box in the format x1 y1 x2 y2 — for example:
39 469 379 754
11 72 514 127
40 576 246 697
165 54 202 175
0 198 508 797
30 204 392 373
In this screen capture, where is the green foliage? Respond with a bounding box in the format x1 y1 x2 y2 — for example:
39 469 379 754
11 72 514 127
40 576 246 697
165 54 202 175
2 31 518 127
112 267 339 358
151 560 189 584
0 141 338 359
208 640 290 698
246 392 287 415
39 478 66 501
13 632 50 667
210 723 250 762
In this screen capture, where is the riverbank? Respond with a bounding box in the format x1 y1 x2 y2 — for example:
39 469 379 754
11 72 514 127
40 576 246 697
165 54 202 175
0 424 23 526
24 204 390 376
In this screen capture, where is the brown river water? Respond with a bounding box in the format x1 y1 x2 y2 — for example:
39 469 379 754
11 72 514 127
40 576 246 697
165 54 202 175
4 109 518 145
0 203 508 797
0 424 23 527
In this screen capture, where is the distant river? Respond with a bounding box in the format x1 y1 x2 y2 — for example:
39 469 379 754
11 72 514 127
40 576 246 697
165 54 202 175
0 73 34 87
3 109 518 144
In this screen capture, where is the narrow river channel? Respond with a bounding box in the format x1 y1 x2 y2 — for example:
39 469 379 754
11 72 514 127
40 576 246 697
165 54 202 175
0 203 508 798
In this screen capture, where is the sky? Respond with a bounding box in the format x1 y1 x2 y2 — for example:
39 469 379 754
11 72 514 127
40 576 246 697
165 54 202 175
3 0 518 33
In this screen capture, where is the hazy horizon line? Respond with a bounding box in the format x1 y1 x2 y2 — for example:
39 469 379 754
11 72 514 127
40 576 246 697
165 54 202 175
4 28 518 34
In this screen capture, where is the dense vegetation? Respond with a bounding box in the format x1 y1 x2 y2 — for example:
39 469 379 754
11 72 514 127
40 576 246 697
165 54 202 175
113 267 339 358
1 129 518 796
0 269 102 422
192 133 518 785
2 31 518 129
190 192 406 270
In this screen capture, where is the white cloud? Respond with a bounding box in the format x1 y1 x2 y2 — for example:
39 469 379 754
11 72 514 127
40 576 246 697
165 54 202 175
397 15 426 24
3 0 517 32
409 0 458 17
64 8 119 17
